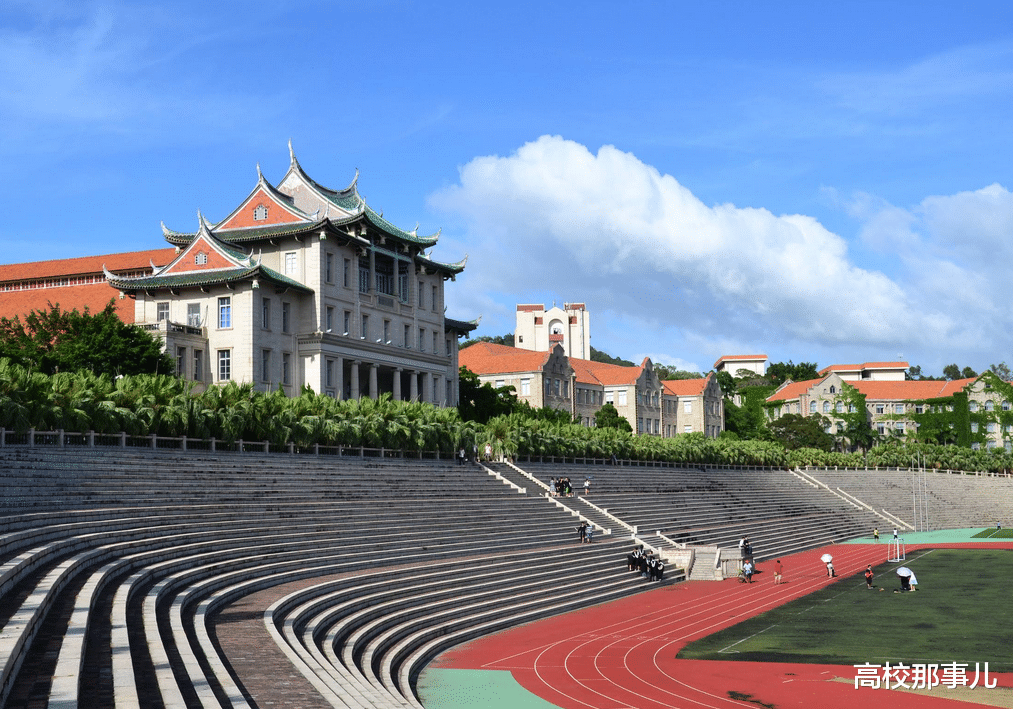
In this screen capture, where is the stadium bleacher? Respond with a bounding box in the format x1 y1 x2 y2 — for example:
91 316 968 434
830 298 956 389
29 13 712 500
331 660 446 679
0 446 1009 707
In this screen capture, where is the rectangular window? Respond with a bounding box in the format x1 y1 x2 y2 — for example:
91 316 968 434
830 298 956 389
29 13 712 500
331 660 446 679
637 417 643 433
605 391 614 404
261 350 271 383
262 297 271 330
282 353 291 385
326 306 334 332
446 337 452 355
684 424 692 434
495 379 505 388
193 350 203 381
325 252 334 283
894 404 905 414
218 350 231 381
875 404 885 414
157 302 169 321
343 258 351 288
359 259 369 293
383 320 390 344
895 422 905 434
562 380 569 397
343 311 351 335
433 331 438 354
432 284 438 312
325 358 334 388
187 303 201 327
284 252 297 275
617 390 627 406
176 346 186 376
521 378 530 396
361 314 369 339
554 379 561 396
218 297 231 328
419 328 425 352
282 302 290 333
404 324 411 348
654 419 659 434
418 281 424 308
877 424 886 435
684 400 692 414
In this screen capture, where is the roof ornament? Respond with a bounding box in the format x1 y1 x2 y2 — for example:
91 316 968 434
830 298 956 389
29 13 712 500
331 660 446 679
288 138 296 164
412 222 419 237
256 162 263 180
149 259 166 276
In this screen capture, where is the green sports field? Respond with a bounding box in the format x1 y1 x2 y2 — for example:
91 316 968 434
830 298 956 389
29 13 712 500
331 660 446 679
679 549 1013 672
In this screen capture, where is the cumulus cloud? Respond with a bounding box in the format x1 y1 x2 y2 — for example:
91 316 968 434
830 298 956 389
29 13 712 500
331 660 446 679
434 136 976 365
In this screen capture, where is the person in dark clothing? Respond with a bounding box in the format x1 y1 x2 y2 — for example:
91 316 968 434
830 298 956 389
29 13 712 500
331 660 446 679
627 547 641 571
576 521 587 543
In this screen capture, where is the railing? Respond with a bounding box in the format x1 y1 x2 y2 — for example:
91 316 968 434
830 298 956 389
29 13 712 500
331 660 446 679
0 428 455 460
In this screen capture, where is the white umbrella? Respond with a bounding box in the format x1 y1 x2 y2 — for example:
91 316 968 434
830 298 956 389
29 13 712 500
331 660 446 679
896 566 912 577
820 553 833 563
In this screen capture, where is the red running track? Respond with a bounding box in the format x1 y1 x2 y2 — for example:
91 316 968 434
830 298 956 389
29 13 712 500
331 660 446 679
433 543 1013 708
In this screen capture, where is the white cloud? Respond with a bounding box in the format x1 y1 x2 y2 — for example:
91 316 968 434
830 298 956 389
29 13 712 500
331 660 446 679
434 136 953 360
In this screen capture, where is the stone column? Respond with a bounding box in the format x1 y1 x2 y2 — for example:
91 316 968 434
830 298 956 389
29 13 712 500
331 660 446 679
434 374 443 407
409 370 418 402
393 367 402 401
369 363 378 399
336 356 344 400
422 372 432 404
350 360 360 399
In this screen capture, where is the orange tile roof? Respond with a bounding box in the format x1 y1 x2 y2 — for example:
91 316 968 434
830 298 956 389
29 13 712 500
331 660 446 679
459 342 552 375
819 361 909 375
766 378 825 403
766 377 976 403
0 283 135 322
852 379 974 401
569 357 642 386
663 376 710 397
0 249 177 283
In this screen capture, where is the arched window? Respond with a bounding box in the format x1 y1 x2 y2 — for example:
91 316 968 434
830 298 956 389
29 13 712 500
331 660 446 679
985 400 995 411
969 401 979 412
822 401 830 413
809 401 816 413
829 385 836 394
836 401 844 413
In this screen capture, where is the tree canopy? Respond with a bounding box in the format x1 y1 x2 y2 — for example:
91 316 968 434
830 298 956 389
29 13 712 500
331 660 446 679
593 402 632 432
765 413 834 451
765 360 820 386
0 301 172 377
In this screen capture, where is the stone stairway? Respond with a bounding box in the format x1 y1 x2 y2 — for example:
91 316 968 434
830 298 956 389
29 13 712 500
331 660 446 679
486 462 621 541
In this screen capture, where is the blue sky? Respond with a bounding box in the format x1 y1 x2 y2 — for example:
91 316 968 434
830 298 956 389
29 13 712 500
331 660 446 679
4 1 1013 376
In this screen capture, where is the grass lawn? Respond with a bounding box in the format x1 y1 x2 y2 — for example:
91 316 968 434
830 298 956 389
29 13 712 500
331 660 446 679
679 549 1013 671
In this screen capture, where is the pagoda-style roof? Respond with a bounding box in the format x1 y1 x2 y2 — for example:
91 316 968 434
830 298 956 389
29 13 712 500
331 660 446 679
445 316 480 334
158 144 464 278
106 218 312 295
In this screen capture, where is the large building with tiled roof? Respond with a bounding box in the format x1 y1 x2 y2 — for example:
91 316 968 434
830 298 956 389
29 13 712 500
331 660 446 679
0 249 177 325
766 367 1013 450
3 144 476 404
663 376 724 438
817 361 908 381
460 341 723 437
713 354 767 377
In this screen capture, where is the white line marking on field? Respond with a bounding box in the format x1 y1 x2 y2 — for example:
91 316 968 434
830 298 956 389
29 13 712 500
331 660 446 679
718 624 777 653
